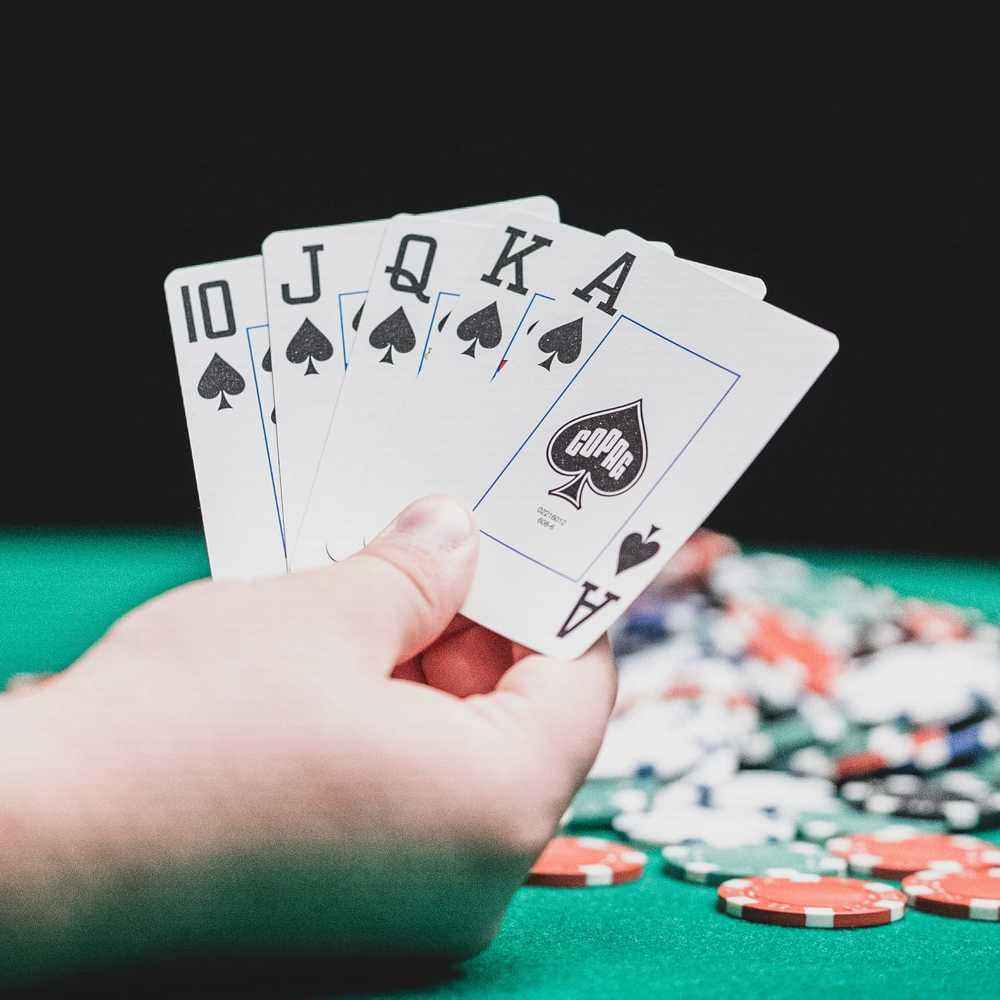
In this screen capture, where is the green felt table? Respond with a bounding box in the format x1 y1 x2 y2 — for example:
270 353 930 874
2 530 998 999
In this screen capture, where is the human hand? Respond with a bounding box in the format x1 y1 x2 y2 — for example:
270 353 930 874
0 496 616 981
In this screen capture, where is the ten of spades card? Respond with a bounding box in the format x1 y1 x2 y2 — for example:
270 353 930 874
164 257 284 580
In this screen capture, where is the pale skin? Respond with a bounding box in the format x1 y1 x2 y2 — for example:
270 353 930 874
0 496 616 983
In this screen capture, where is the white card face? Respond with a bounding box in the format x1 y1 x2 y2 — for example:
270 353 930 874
606 231 766 300
164 257 286 580
460 234 837 658
264 196 559 554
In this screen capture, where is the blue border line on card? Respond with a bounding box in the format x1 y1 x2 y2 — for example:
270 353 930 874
491 291 557 381
418 291 461 375
246 324 286 556
473 314 740 582
337 290 367 372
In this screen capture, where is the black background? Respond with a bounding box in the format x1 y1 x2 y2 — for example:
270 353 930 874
9 80 996 557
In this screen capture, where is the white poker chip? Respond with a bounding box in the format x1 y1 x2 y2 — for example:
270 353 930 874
614 805 795 848
653 770 836 816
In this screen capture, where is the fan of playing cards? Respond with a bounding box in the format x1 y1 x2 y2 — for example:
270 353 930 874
164 196 838 658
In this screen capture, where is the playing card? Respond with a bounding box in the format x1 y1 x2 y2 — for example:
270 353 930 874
264 196 559 556
164 257 285 580
459 231 837 657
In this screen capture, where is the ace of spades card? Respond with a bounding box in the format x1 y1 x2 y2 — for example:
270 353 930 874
460 232 838 657
164 257 285 580
262 196 559 555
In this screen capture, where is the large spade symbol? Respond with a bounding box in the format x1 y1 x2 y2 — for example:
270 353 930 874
537 317 582 370
197 353 245 411
369 306 415 364
286 317 334 375
546 399 647 509
616 525 660 574
456 301 502 357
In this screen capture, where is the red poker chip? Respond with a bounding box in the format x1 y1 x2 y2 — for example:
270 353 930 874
826 832 1000 879
717 875 907 928
527 836 647 887
901 867 1000 921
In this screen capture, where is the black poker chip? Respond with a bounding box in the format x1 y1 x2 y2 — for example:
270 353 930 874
839 773 992 821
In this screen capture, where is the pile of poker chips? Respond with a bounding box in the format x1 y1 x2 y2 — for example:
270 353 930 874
528 530 1000 927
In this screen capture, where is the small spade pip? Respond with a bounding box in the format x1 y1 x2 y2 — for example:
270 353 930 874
369 306 415 364
546 399 648 509
616 525 660 574
197 353 245 411
286 317 334 375
456 302 502 358
351 300 365 332
537 317 582 370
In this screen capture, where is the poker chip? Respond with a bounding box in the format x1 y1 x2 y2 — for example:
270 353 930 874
937 770 994 801
840 774 989 821
654 770 836 816
587 700 706 780
562 779 658 828
834 641 1000 726
717 874 907 928
825 831 1000 879
526 836 647 887
662 841 846 886
795 811 941 844
901 867 1000 921
614 805 795 848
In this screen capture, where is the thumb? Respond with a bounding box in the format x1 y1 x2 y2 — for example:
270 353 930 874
275 495 478 672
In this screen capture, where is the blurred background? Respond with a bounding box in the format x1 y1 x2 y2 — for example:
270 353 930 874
6 81 996 557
